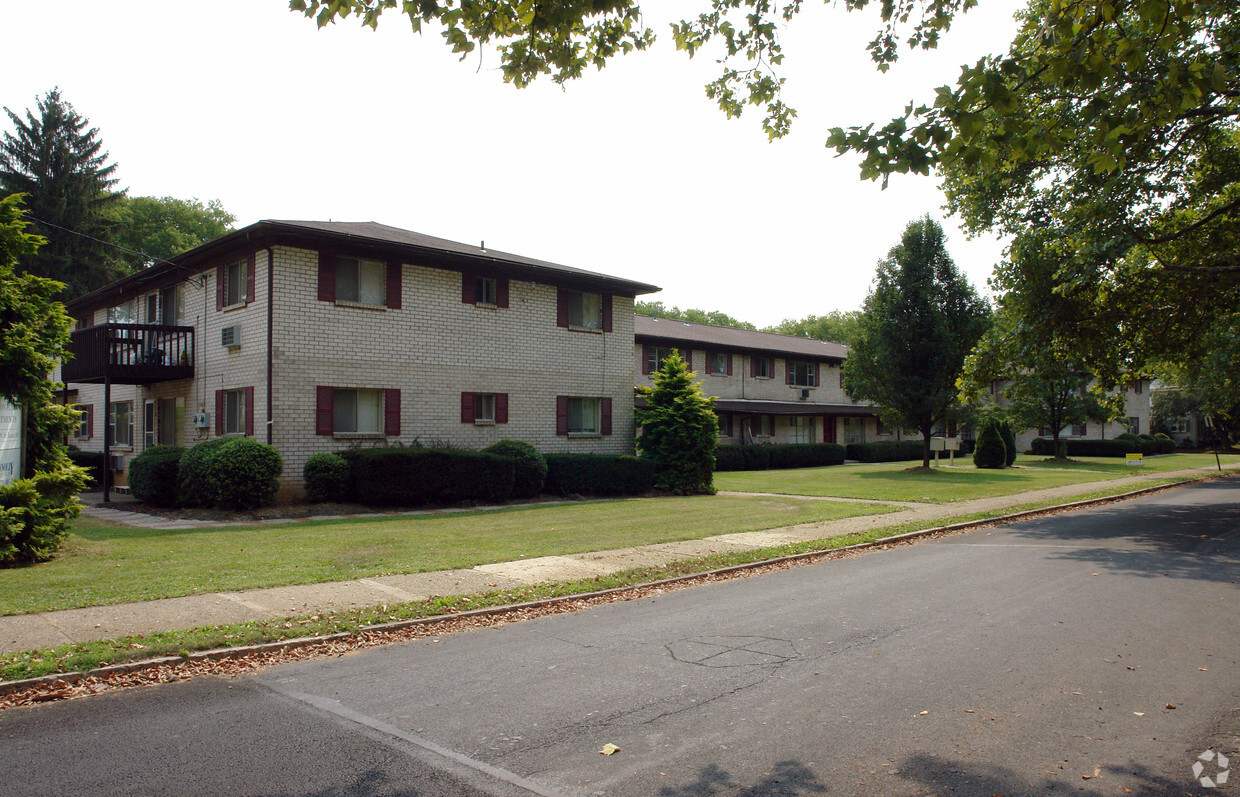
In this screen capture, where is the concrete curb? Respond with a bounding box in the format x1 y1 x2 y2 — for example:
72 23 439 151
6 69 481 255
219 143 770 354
1 472 1230 697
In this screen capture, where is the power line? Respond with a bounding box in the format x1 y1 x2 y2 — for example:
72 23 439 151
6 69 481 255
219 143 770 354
26 213 209 290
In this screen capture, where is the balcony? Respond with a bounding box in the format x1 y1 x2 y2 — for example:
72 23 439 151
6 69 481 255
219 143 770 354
62 323 195 385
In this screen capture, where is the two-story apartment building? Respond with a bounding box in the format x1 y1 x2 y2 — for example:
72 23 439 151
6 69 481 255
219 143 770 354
634 316 880 446
60 220 659 498
982 378 1154 452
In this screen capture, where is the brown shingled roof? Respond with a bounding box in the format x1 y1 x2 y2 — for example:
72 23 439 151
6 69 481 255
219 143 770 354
635 315 849 361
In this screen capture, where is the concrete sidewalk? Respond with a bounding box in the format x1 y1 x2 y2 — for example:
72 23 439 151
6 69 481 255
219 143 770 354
3 464 1236 656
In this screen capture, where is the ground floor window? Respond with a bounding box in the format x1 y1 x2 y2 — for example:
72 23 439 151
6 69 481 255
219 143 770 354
334 388 383 434
751 415 774 437
109 401 133 447
1168 416 1188 434
222 390 247 435
843 416 865 446
789 416 815 444
568 397 599 434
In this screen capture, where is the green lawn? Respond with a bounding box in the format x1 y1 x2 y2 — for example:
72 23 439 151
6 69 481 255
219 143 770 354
1017 451 1240 474
712 455 1195 502
0 495 892 616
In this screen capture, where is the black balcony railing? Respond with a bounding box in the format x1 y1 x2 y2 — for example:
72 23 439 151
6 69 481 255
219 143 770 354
62 323 195 385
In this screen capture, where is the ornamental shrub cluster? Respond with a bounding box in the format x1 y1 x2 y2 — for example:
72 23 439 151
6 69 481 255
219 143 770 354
128 445 185 507
0 466 88 565
1030 433 1175 457
484 439 548 498
339 447 514 506
543 454 655 496
845 440 925 463
171 438 283 510
714 443 846 471
303 453 350 503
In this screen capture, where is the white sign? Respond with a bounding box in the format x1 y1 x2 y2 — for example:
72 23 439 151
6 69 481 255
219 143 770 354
0 398 22 486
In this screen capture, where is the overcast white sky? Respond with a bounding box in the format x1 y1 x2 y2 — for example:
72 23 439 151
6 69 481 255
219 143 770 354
5 0 1020 327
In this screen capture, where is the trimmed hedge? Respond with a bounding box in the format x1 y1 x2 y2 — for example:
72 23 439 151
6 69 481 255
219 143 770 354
208 439 283 510
128 445 185 507
66 447 104 490
484 439 548 498
846 440 925 463
341 447 514 506
543 454 655 496
1030 437 1137 457
715 443 846 471
177 439 230 508
303 452 350 503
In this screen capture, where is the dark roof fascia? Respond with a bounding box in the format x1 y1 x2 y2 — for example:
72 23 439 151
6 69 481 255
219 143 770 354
68 220 661 313
637 331 847 363
635 396 878 416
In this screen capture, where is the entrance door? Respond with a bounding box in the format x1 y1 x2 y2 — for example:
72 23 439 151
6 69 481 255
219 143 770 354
158 397 180 446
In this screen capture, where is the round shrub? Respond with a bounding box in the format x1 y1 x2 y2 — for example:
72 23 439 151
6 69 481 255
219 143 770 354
484 439 547 498
177 438 229 508
998 420 1017 466
208 438 283 510
972 421 1007 469
128 445 185 507
304 452 350 503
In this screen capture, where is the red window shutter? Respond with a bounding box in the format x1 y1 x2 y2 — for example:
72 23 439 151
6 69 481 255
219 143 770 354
726 354 733 376
785 360 792 385
317 253 336 302
384 389 400 435
215 390 224 436
681 348 692 370
556 396 569 435
385 261 402 309
215 264 226 310
814 362 821 387
245 253 256 305
601 294 613 332
461 273 476 304
496 393 509 424
556 289 569 328
244 386 255 436
315 386 334 435
460 391 475 423
496 278 509 308
600 397 613 435
1076 424 1087 436
642 345 651 375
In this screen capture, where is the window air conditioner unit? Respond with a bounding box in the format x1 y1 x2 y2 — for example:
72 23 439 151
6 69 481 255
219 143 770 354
799 388 810 400
109 454 126 472
221 325 241 347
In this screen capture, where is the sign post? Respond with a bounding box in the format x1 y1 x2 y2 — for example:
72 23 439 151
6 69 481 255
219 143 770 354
0 398 24 486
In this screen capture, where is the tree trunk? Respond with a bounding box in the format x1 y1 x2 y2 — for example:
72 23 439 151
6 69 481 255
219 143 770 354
922 429 932 468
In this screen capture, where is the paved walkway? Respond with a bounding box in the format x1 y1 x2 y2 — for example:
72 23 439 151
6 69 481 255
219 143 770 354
2 464 1236 656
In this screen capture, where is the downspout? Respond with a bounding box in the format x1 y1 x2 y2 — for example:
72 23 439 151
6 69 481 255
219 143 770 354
266 248 274 445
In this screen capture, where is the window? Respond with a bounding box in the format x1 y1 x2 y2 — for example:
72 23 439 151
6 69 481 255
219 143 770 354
644 346 676 375
1073 424 1087 437
462 274 509 307
161 286 180 324
334 388 382 434
557 289 612 331
144 400 156 448
788 361 817 388
158 397 180 446
556 396 612 436
751 415 774 437
316 387 400 436
335 256 386 305
222 390 246 435
717 414 733 438
843 416 866 446
752 356 773 379
109 401 133 447
707 351 731 376
223 259 248 306
1169 416 1189 434
876 418 891 436
790 416 814 444
1129 417 1143 435
73 404 93 440
145 294 160 323
108 300 136 324
476 277 498 305
461 392 509 425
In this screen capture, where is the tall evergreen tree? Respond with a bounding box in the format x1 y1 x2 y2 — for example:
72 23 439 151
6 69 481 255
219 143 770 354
1 88 121 299
842 216 990 468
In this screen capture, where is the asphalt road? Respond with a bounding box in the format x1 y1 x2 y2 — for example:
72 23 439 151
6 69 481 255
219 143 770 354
2 478 1238 797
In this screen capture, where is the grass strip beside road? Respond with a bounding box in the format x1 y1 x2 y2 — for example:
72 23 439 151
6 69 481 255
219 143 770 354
0 495 893 616
0 475 1201 685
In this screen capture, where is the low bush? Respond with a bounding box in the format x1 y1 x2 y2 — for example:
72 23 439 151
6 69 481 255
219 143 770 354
1031 437 1137 457
303 453 350 503
846 440 925 463
714 444 846 471
341 447 514 506
65 447 104 490
128 445 185 507
972 422 1007 469
178 439 229 508
0 465 87 565
543 454 656 496
998 420 1017 467
484 439 548 498
207 439 283 510
1153 433 1176 454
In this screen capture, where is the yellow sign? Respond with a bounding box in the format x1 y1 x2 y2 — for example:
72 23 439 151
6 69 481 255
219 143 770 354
1126 453 1144 466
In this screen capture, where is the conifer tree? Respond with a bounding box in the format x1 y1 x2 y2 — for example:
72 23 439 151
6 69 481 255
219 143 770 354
635 350 717 495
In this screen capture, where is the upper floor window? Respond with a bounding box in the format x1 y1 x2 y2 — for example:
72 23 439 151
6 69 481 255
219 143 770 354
336 256 386 305
557 288 612 332
461 273 509 308
318 253 402 309
707 351 732 376
108 300 136 324
751 356 773 379
223 259 247 306
461 392 509 425
788 360 818 388
644 345 676 375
